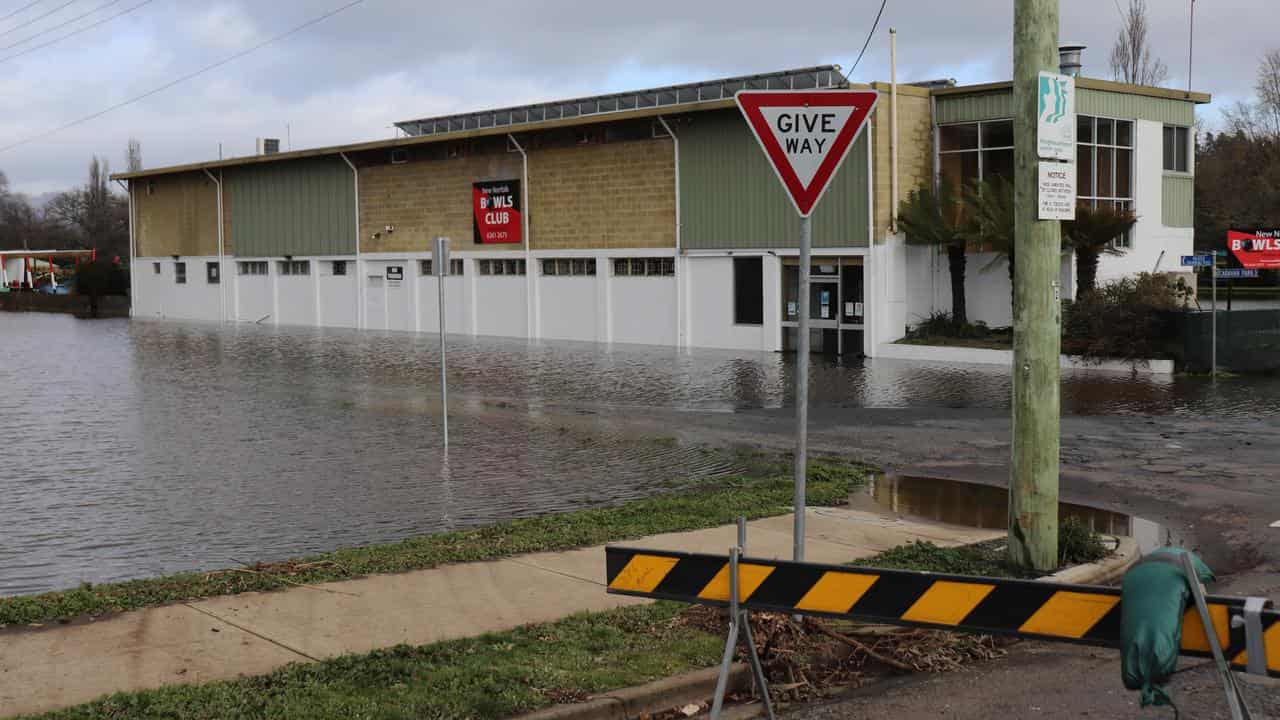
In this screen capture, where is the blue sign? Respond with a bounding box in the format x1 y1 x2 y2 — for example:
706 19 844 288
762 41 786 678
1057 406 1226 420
1181 255 1213 267
1216 269 1260 279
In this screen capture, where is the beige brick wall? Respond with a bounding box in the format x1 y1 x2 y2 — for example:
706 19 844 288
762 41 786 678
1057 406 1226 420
870 85 934 240
134 171 221 257
359 153 524 254
528 138 674 250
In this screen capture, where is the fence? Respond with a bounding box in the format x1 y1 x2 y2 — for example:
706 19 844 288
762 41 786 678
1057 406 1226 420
1179 309 1280 373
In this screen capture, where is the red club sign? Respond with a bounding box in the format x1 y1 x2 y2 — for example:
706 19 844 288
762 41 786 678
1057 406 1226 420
1227 229 1280 270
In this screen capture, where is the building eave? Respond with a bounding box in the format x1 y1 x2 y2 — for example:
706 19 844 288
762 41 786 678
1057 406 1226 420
932 78 1211 105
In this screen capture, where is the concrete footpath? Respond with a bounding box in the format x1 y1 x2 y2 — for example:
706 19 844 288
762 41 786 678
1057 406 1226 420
0 508 999 718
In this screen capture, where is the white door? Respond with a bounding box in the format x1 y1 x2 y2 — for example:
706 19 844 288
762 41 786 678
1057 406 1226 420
365 274 386 330
384 263 411 331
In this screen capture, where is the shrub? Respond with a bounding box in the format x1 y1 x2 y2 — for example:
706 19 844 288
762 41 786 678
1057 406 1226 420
1059 517 1110 566
1062 273 1192 365
906 310 991 340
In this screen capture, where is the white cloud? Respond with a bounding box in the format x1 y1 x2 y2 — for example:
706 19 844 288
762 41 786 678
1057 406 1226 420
182 3 260 51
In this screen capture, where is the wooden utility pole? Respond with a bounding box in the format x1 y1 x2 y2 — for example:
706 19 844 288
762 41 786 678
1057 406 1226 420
1010 0 1062 571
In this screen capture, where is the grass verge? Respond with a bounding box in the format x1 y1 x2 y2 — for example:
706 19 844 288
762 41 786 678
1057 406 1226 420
21 602 723 720
0 457 867 628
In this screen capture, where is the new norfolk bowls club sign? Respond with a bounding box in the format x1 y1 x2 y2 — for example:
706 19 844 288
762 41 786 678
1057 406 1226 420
1228 229 1280 270
473 180 522 244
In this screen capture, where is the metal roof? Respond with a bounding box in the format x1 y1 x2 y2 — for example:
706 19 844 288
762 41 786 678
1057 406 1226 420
394 66 847 137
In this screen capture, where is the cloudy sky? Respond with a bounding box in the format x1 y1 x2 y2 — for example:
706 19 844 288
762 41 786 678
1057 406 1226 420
0 0 1272 195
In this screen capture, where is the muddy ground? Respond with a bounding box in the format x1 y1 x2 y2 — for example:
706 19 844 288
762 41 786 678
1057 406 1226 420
598 402 1280 718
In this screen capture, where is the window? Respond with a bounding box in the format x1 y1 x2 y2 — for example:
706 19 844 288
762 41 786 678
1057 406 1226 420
478 258 527 276
237 261 268 276
206 262 220 284
1163 125 1190 173
331 260 347 276
612 257 674 276
541 258 596 276
278 260 310 276
733 257 763 325
174 262 186 284
420 259 465 276
152 262 160 274
938 119 1014 192
1078 116 1136 248
390 149 409 164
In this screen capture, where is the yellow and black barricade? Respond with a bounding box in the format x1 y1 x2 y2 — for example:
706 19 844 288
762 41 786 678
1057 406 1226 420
605 545 1279 678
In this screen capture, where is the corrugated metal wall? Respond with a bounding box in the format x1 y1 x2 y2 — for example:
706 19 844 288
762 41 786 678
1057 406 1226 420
679 109 869 249
935 87 1195 126
226 156 356 257
1162 175 1194 227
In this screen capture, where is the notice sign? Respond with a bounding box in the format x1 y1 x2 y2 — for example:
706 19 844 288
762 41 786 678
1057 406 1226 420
1227 229 1280 269
735 90 878 216
1038 162 1076 220
1037 72 1075 161
472 180 522 244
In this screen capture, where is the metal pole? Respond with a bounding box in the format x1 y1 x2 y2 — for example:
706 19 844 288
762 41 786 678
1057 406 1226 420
1009 0 1062 572
794 214 811 563
439 272 449 448
1188 0 1195 94
1212 257 1217 379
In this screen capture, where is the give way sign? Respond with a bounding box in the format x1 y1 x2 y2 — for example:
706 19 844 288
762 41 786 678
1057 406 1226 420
735 90 879 217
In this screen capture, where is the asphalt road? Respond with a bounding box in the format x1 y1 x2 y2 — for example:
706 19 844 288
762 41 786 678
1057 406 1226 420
599 402 1280 718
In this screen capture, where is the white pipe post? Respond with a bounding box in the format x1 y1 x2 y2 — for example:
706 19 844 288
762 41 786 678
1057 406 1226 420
340 152 362 329
507 134 534 340
203 169 226 323
890 28 899 234
658 115 683 347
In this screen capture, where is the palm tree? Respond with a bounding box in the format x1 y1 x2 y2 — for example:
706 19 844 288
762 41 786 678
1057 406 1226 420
963 177 1016 304
898 182 970 326
1063 204 1137 294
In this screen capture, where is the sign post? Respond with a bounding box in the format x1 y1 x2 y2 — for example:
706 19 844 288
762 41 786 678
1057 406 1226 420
735 89 877 562
1212 253 1217 379
433 236 451 448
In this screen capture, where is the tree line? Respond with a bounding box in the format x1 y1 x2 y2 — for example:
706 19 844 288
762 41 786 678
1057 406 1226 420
0 147 136 263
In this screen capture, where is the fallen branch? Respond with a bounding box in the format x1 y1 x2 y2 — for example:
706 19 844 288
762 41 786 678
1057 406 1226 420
808 619 915 672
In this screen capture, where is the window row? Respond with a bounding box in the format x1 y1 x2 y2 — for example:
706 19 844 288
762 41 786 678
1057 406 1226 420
478 259 526 276
613 257 674 276
419 258 466 276
541 258 597 276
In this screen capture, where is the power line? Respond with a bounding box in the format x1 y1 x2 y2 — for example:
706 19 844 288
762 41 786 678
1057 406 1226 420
847 0 888 77
0 0 78 38
0 0 365 154
1 0 123 52
0 0 151 62
0 0 44 24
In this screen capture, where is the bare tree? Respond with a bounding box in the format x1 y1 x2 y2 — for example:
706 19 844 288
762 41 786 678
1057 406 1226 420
1256 48 1280 136
1109 0 1169 86
125 138 143 173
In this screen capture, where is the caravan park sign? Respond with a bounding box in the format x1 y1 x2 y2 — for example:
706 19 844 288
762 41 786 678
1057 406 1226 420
734 90 878 217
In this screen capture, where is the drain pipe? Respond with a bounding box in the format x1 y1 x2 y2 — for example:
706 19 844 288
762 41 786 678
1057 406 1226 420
890 28 899 235
507 133 534 339
113 178 136 316
657 115 682 347
202 169 226 323
339 152 362 329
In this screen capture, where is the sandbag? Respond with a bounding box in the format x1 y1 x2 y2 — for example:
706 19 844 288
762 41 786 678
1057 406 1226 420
1120 546 1215 707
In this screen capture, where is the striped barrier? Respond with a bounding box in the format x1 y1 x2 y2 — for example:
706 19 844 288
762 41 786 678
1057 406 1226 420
605 546 1279 678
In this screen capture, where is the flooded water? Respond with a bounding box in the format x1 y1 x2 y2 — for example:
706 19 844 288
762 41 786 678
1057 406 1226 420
1 313 1271 595
858 474 1166 553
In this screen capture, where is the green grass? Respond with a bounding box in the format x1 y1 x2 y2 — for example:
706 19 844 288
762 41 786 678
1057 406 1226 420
0 457 868 628
859 517 1110 578
22 602 723 720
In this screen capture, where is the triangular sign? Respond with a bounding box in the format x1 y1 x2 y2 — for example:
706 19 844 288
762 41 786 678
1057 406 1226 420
735 90 879 217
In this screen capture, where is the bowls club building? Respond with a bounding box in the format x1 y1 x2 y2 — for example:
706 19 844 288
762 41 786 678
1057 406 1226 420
116 65 1208 356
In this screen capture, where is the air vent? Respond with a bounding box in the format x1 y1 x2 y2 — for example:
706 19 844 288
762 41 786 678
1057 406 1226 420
390 149 409 164
256 138 281 155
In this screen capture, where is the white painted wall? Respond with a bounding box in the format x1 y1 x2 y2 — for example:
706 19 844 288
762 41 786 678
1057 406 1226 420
540 277 601 343
1096 119 1193 285
275 274 316 327
869 236 907 349
418 276 470 334
684 255 780 352
236 268 272 323
130 257 222 322
317 261 358 328
475 277 528 338
611 277 677 346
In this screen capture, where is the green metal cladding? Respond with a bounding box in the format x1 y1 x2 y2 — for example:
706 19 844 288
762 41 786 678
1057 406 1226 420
1162 175 1194 228
678 109 869 250
935 87 1194 126
227 156 356 257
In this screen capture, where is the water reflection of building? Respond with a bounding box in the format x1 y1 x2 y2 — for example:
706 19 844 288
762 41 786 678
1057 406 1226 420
117 57 1207 357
